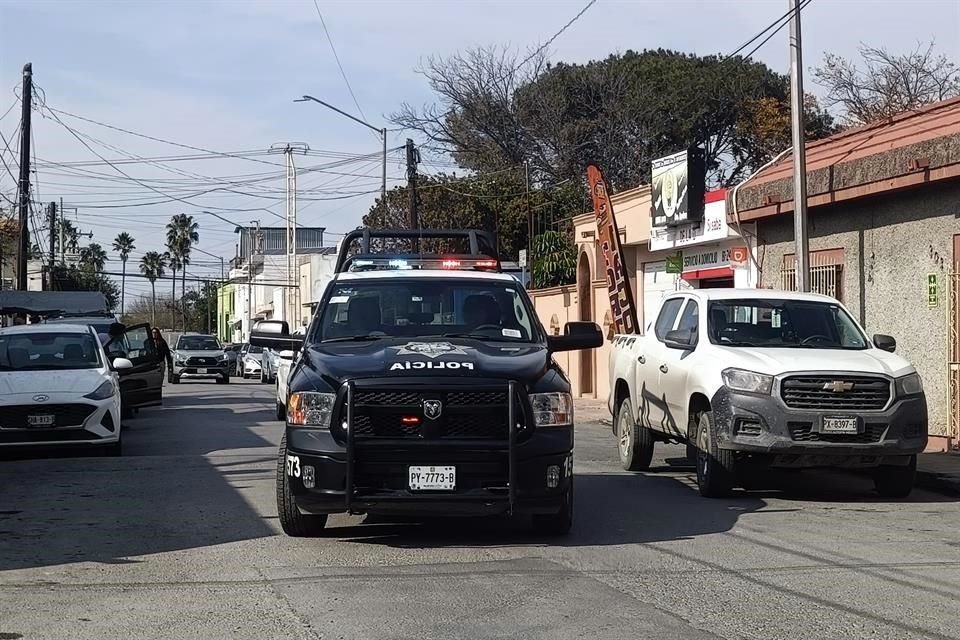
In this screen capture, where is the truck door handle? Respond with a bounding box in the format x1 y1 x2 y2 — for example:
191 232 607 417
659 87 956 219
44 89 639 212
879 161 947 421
637 355 646 364
659 364 669 374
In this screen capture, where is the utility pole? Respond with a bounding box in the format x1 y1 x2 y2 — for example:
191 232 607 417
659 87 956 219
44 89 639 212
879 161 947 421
246 220 261 342
525 161 532 280
59 197 65 263
788 0 810 292
47 201 56 290
381 128 387 207
16 63 33 291
269 143 308 327
405 139 419 251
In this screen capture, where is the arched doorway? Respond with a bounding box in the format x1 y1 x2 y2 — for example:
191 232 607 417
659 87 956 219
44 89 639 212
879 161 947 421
577 250 594 396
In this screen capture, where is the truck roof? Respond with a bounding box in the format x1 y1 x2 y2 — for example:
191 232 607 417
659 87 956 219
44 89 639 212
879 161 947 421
669 288 839 304
0 323 95 335
334 269 519 283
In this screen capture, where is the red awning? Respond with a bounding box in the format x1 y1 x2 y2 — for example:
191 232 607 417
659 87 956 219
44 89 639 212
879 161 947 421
681 266 735 281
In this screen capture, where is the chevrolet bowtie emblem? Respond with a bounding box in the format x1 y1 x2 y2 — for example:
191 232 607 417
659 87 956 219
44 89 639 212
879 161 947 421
823 381 854 393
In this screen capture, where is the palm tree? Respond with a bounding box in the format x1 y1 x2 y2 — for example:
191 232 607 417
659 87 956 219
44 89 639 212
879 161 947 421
79 243 108 275
166 214 199 331
139 252 166 327
112 232 136 317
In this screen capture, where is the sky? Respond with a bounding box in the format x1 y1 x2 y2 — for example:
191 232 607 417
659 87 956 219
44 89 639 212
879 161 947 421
1 0 958 300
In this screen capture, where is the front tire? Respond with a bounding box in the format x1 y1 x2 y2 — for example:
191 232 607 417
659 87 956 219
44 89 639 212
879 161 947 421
217 375 229 385
616 396 654 471
102 435 122 457
695 410 736 498
532 476 573 536
170 374 180 385
873 455 916 498
276 434 328 537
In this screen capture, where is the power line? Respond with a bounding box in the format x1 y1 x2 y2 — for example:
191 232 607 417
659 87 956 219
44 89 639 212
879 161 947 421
516 0 597 70
740 0 813 61
312 0 369 128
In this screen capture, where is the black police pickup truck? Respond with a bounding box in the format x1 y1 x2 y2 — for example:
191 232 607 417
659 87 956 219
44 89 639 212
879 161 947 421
251 229 602 536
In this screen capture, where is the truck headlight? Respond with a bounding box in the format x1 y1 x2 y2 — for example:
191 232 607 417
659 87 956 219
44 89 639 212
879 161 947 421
722 368 773 395
895 373 923 396
175 357 186 366
84 380 115 401
530 392 573 427
287 392 336 427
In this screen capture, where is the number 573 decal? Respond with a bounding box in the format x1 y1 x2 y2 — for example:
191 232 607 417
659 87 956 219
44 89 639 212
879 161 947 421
285 454 301 478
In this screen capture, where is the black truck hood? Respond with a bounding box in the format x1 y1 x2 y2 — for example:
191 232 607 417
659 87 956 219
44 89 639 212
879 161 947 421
292 336 553 390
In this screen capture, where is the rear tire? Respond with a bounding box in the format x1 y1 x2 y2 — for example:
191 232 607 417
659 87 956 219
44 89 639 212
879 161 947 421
873 455 916 498
532 476 573 536
170 375 180 385
276 397 286 421
695 410 736 498
276 434 327 537
616 396 654 471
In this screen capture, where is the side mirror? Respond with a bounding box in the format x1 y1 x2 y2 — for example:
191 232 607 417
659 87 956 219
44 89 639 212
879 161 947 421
548 321 603 352
664 328 696 350
112 357 134 370
873 334 896 353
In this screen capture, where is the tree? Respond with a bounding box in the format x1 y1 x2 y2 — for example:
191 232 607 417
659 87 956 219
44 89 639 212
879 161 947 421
531 230 576 288
139 251 166 327
112 232 136 316
362 173 584 262
49 264 120 310
394 47 836 190
78 243 107 275
166 214 199 332
813 40 960 125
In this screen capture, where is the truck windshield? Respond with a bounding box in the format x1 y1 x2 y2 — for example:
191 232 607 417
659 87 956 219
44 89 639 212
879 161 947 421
177 336 221 350
708 299 868 349
0 331 102 370
314 278 536 342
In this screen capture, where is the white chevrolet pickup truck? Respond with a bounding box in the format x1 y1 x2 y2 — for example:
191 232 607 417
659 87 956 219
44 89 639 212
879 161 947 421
608 289 928 498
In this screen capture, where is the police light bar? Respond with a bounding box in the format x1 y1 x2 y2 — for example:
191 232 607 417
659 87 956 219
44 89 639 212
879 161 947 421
347 256 501 272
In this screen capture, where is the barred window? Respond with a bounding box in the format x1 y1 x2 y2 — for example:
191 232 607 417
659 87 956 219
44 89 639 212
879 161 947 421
781 249 844 301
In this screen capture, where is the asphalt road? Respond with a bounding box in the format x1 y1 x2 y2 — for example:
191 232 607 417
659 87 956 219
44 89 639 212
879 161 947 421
1 380 959 640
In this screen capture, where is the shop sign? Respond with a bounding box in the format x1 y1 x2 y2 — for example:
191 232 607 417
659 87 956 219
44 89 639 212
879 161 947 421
649 198 741 252
665 252 683 274
587 164 639 335
681 245 749 272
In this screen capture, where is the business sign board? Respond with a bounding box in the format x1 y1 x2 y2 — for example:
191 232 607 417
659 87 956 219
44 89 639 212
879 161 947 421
587 164 639 335
649 190 747 252
651 148 706 228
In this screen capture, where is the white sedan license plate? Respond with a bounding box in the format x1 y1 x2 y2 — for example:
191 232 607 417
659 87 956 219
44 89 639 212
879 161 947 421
27 414 55 427
408 466 456 491
822 416 859 433
197 368 207 374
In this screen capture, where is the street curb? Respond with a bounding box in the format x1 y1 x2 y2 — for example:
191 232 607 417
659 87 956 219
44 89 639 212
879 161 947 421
915 470 960 496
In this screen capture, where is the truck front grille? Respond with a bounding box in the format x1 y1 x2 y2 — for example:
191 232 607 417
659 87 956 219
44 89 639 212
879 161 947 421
187 356 219 366
780 376 891 410
349 387 522 440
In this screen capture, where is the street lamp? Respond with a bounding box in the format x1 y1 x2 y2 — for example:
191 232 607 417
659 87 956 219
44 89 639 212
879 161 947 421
295 95 387 205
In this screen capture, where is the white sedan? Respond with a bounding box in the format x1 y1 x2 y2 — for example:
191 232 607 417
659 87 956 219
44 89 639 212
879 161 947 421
0 324 134 455
240 345 264 379
274 349 296 420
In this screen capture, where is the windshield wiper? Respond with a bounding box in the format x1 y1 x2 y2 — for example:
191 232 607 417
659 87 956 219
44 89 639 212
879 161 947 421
321 335 384 343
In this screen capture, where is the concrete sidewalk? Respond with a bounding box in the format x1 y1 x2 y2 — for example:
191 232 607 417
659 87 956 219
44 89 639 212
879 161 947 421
573 398 960 495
